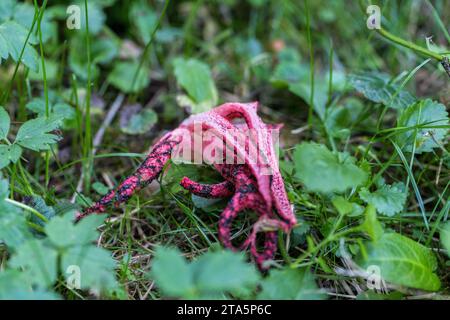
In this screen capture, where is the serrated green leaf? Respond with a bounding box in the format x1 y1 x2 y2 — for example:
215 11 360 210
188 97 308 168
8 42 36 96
61 245 117 292
359 182 407 217
130 0 157 44
78 2 105 35
150 246 195 298
0 144 22 169
0 106 10 140
108 61 150 93
293 142 367 193
9 239 58 287
120 109 157 135
45 212 105 249
359 232 441 291
348 72 416 109
173 58 218 113
0 178 32 249
0 270 60 300
396 99 448 154
15 116 62 151
192 250 260 297
26 98 75 121
258 268 325 300
0 20 38 71
150 247 259 299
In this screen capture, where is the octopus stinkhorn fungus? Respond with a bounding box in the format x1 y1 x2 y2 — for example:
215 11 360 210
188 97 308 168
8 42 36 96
77 102 296 269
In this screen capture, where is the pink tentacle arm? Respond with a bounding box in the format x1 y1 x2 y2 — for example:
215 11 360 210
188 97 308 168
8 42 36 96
180 177 234 198
76 135 182 220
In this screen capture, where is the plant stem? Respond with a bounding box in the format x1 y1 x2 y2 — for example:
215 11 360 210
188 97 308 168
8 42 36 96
376 27 443 61
83 0 93 192
305 0 314 126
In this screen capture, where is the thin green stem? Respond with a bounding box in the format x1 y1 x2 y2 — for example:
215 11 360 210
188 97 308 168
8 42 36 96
83 0 93 192
305 0 314 126
376 27 443 61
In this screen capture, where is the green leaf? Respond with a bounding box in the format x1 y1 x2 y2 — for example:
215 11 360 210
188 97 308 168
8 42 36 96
440 221 450 257
293 142 367 193
358 233 441 291
0 270 60 300
120 109 157 135
9 239 58 287
78 2 106 35
0 106 10 140
348 72 416 109
0 144 21 169
61 245 117 292
396 99 448 154
258 268 325 300
361 204 383 241
332 196 354 215
45 212 105 249
26 98 75 121
15 116 62 151
173 58 218 113
192 250 260 297
108 61 150 93
0 20 38 71
129 0 157 44
13 3 56 44
359 182 407 217
150 247 259 299
150 246 195 298
0 178 32 249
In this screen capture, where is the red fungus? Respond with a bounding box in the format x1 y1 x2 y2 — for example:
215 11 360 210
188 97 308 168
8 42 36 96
77 102 296 269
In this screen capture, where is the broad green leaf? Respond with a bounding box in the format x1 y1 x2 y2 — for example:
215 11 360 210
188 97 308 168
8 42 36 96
173 58 218 113
28 59 58 82
108 61 150 93
68 35 118 80
130 0 157 44
78 2 106 35
396 99 448 154
13 3 56 43
361 204 383 241
359 233 441 291
150 247 259 299
0 106 10 140
348 72 416 109
0 178 32 249
45 212 105 248
0 20 38 71
293 142 367 193
359 182 407 217
258 268 325 300
332 196 354 216
61 245 117 292
26 98 75 121
0 0 15 23
150 246 195 298
120 109 157 135
192 250 260 297
0 270 60 300
9 239 58 287
0 144 21 169
440 222 450 257
15 116 62 151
